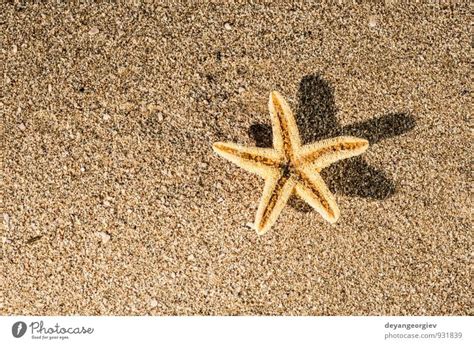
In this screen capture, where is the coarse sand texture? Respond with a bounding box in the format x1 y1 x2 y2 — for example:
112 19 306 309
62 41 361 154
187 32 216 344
2 3 472 315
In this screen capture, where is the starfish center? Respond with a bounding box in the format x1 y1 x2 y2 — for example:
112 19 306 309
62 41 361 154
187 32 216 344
281 162 296 177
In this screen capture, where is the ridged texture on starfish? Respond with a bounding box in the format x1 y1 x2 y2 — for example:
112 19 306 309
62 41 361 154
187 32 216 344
213 91 369 235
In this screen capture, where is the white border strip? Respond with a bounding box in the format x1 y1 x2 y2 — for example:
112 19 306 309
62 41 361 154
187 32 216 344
0 316 472 345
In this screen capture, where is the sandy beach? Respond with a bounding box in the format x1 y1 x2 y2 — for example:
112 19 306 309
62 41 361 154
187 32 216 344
2 2 471 315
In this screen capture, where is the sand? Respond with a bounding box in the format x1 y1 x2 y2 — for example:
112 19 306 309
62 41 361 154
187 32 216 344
1 2 472 315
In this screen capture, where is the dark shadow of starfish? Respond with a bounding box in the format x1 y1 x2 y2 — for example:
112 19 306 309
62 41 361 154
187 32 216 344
249 73 416 212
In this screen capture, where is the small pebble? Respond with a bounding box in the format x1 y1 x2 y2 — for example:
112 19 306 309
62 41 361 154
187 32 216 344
368 15 377 28
96 231 110 243
89 27 99 35
18 123 26 131
149 299 158 308
3 214 10 229
2 237 12 244
103 113 110 121
224 22 232 31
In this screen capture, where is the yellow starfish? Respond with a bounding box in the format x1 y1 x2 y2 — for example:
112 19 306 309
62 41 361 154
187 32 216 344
213 91 369 235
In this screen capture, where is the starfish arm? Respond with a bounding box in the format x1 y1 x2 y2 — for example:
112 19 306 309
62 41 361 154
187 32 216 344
213 142 281 178
294 167 340 223
254 171 296 235
297 136 369 169
269 91 301 160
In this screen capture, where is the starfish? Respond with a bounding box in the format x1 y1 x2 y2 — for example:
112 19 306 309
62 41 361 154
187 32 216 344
213 91 369 235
